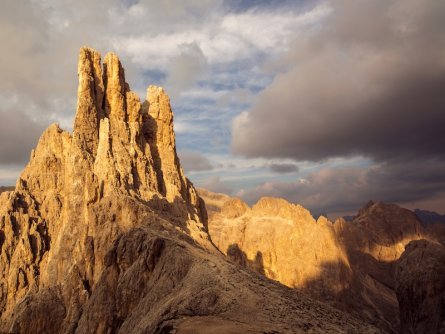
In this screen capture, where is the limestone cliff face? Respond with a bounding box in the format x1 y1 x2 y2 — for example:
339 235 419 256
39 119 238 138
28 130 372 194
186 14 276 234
201 191 431 333
0 47 208 329
205 195 352 296
339 201 423 262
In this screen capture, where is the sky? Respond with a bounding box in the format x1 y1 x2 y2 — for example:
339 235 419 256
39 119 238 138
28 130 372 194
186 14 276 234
1 0 444 217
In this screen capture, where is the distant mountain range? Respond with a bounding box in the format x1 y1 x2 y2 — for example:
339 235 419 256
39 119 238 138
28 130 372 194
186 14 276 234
0 186 13 194
414 209 445 225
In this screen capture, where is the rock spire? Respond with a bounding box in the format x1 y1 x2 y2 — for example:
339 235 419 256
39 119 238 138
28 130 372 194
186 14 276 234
0 47 208 326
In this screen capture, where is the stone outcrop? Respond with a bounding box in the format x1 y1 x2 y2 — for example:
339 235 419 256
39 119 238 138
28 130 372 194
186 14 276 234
196 188 230 218
0 47 208 331
339 201 423 263
333 201 424 332
395 240 445 334
200 191 433 333
204 194 352 297
0 47 380 333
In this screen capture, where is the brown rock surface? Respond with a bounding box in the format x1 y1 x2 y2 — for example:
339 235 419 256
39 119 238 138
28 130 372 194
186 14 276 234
204 194 352 297
395 239 445 334
333 201 424 332
200 191 430 332
0 47 379 333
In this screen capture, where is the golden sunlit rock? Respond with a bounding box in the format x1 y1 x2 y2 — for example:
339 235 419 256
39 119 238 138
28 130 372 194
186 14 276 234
0 48 381 333
200 190 444 333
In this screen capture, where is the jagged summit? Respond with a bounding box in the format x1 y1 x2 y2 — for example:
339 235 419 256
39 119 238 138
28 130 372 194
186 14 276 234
72 47 198 208
199 189 439 332
0 47 209 329
0 48 381 333
251 196 315 221
201 192 350 294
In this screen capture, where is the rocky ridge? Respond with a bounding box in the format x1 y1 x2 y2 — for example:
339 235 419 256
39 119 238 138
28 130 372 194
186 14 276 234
0 48 380 333
333 201 424 331
415 209 445 225
208 196 351 295
0 47 208 331
200 191 444 333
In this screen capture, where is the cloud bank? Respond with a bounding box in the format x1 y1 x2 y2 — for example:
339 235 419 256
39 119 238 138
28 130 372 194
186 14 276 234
238 159 445 215
233 0 445 162
232 0 445 213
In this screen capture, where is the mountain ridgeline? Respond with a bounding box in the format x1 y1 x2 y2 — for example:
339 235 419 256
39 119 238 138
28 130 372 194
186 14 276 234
199 190 445 334
0 48 385 333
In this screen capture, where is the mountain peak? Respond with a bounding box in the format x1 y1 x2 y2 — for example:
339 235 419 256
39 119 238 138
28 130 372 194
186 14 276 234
252 196 313 221
0 47 211 327
71 47 195 207
74 46 104 155
0 47 383 334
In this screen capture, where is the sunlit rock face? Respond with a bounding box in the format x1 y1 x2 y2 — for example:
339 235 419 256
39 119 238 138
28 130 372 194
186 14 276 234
206 195 352 295
0 48 381 334
0 47 207 330
0 46 209 314
201 191 435 333
339 201 424 262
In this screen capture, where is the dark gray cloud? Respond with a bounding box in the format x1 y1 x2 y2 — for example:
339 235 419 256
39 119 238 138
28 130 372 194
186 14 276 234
179 151 214 172
0 107 46 164
238 158 445 215
232 0 445 163
231 0 445 212
269 163 299 174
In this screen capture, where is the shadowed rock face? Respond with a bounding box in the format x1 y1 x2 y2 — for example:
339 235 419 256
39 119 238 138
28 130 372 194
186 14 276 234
415 209 445 246
201 191 435 333
0 48 380 333
333 201 424 332
396 240 445 334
